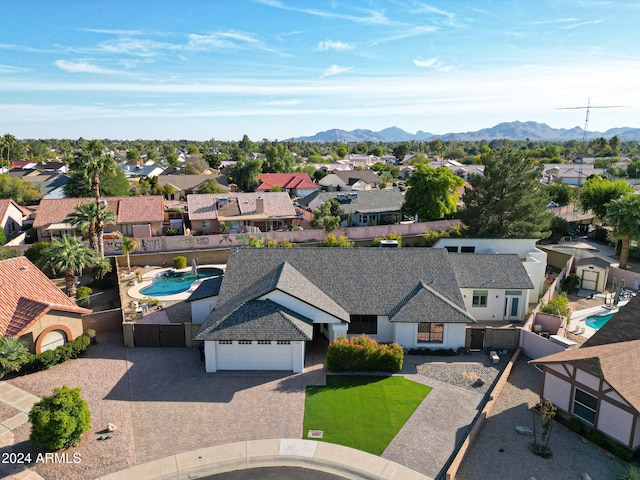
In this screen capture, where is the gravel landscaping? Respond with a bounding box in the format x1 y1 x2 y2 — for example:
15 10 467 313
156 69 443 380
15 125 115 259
0 401 20 424
405 351 510 396
455 356 628 480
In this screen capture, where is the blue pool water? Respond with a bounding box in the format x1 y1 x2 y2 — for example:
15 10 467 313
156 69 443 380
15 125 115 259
585 312 616 330
139 267 223 297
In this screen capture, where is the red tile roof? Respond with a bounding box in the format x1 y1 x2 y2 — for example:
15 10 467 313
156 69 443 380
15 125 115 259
257 173 319 192
0 257 91 337
33 196 165 228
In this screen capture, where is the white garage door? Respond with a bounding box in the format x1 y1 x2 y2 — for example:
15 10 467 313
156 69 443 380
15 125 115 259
40 330 67 352
581 270 599 291
216 342 293 371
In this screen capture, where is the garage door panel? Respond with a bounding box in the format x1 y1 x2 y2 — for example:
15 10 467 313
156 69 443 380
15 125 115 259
216 343 293 371
40 330 67 352
581 270 598 291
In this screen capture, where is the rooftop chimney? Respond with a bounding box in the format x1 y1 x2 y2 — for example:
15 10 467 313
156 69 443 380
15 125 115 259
256 197 264 213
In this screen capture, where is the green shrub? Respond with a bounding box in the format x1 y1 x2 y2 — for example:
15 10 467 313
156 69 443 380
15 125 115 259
327 336 403 373
540 294 570 318
29 385 91 450
566 417 583 433
173 256 187 269
75 286 92 307
21 335 90 374
619 466 640 480
166 226 180 236
0 337 29 378
614 445 633 461
560 274 580 294
586 428 605 446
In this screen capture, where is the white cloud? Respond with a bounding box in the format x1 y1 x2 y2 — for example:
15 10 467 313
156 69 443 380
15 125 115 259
255 0 393 26
317 40 354 52
82 28 143 36
320 65 354 78
413 58 438 68
561 19 604 29
54 60 120 75
0 64 29 74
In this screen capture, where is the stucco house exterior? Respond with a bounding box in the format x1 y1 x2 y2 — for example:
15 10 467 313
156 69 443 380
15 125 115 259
318 170 381 191
256 173 320 198
186 276 223 324
195 248 533 373
187 192 297 234
0 199 24 241
0 257 91 353
156 174 230 201
33 196 165 242
298 189 405 226
531 295 640 451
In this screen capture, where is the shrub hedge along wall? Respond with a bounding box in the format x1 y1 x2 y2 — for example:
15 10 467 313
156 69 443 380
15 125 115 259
327 335 403 372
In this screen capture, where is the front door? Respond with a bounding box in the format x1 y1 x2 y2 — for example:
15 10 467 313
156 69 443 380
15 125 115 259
504 291 522 321
469 328 485 350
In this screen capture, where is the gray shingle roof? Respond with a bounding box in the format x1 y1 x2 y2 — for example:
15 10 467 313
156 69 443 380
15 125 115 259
298 189 404 215
201 299 313 341
196 248 474 340
389 281 475 324
448 253 534 289
185 276 223 303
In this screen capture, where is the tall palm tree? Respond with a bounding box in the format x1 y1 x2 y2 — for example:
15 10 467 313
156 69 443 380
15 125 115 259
65 201 117 253
606 194 640 269
38 235 98 297
0 337 29 378
121 236 140 270
71 140 117 257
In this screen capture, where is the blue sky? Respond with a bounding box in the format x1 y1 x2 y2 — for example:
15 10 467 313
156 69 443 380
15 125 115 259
1 0 638 141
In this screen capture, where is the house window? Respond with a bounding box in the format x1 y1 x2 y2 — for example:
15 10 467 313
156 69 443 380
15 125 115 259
238 340 252 345
460 246 475 253
417 323 444 343
257 340 271 345
573 388 597 424
219 340 232 345
348 315 377 335
472 290 488 307
277 340 291 345
202 220 210 228
122 224 133 236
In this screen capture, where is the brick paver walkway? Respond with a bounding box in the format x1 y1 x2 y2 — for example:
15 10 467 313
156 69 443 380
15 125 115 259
383 374 482 479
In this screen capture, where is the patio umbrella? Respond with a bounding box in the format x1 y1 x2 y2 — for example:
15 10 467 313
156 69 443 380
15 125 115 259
634 276 639 292
192 259 198 278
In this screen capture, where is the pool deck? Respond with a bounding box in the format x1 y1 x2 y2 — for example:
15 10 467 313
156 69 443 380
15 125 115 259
569 296 632 339
127 264 226 302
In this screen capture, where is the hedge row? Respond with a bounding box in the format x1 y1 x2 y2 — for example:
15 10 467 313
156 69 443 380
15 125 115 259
327 335 403 372
21 335 91 374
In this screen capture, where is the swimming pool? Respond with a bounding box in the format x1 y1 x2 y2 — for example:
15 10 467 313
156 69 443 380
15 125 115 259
139 267 223 297
585 312 616 330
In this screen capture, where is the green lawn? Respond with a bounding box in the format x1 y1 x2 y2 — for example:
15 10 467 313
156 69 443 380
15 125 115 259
303 375 431 455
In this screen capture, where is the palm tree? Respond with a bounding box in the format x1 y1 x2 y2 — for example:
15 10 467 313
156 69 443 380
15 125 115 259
121 236 140 270
38 235 98 297
606 194 640 269
0 336 29 378
71 140 117 257
92 256 112 280
65 201 117 253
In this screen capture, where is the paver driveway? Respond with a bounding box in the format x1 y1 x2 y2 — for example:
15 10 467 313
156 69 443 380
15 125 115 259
5 331 312 480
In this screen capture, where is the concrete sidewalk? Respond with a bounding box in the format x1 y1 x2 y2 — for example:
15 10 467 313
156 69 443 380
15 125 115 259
96 438 433 480
0 382 40 446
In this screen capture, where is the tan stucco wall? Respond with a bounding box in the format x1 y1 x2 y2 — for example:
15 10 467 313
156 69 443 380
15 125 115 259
21 310 84 352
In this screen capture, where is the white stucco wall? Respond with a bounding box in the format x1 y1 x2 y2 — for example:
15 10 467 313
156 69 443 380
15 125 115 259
524 250 547 301
393 322 466 349
432 238 539 258
598 400 634 447
260 290 344 324
204 341 217 372
460 288 528 322
542 373 572 412
575 368 600 391
190 297 218 324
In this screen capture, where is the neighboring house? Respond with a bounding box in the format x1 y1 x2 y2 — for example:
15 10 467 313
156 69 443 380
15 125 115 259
121 164 165 178
157 174 229 201
35 162 68 174
195 248 533 373
256 173 320 198
319 170 381 191
531 295 640 451
298 189 405 226
0 257 91 353
185 276 224 324
33 196 165 242
6 169 69 199
432 238 547 303
187 192 297 234
543 164 605 185
0 199 24 240
428 160 485 181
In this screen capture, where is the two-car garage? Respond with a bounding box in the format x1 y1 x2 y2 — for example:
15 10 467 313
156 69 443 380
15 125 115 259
204 340 306 373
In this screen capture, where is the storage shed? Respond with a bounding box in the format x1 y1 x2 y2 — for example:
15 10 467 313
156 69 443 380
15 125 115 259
575 256 610 293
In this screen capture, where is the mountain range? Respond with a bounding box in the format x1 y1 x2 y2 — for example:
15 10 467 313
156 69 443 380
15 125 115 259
291 121 640 142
